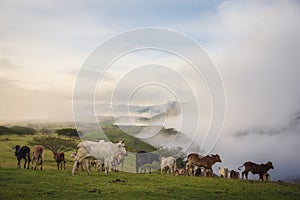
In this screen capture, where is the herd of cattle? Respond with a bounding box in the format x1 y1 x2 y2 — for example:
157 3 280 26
13 140 274 182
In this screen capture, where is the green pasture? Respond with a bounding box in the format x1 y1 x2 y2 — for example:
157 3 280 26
0 134 300 200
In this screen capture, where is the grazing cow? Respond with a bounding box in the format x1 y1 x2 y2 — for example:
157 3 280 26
31 145 45 170
230 170 240 179
186 162 203 176
238 161 274 181
219 167 229 178
263 173 271 182
53 152 66 170
136 151 160 174
202 168 213 177
71 151 101 173
186 154 202 176
71 152 83 171
160 156 177 175
90 159 104 172
193 165 202 176
187 153 221 177
14 145 31 169
72 140 126 176
175 168 187 176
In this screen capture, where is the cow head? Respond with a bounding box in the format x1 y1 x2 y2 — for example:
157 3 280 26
13 145 20 150
116 140 127 156
13 145 21 156
266 161 274 169
214 154 222 163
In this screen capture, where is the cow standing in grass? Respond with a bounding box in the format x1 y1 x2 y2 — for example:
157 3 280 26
72 140 127 176
219 167 229 178
238 161 274 181
161 156 177 175
31 145 45 170
14 145 31 169
230 170 240 179
136 151 160 174
187 153 222 177
54 152 66 170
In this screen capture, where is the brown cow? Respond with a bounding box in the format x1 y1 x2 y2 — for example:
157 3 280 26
31 145 44 170
238 161 274 181
187 153 221 177
53 152 66 170
230 170 240 179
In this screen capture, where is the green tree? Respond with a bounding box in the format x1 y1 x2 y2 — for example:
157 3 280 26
55 128 78 139
10 126 36 135
29 136 77 153
0 126 14 135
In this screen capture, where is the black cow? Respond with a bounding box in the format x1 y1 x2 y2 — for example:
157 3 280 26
136 151 160 174
14 145 31 169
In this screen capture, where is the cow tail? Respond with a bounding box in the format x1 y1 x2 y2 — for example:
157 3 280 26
238 164 244 170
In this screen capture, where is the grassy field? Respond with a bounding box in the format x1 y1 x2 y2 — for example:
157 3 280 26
0 134 300 200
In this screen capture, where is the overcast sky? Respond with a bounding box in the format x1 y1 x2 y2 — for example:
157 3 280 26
1 0 300 181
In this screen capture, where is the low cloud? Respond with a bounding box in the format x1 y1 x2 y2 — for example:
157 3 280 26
235 112 300 137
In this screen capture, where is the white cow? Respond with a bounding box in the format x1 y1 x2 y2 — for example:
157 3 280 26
112 152 125 172
263 173 271 182
72 140 126 176
219 167 229 178
161 156 177 175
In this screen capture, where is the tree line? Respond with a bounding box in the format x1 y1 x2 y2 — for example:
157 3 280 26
0 125 78 139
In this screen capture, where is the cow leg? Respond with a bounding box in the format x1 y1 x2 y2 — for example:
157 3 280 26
17 158 21 168
80 162 85 171
170 165 173 175
72 160 80 176
209 168 214 177
243 171 249 180
63 161 66 170
104 165 109 175
40 160 43 170
25 157 29 169
85 161 90 175
34 159 38 170
31 156 35 169
104 160 110 175
24 158 27 169
27 153 31 169
26 157 30 169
